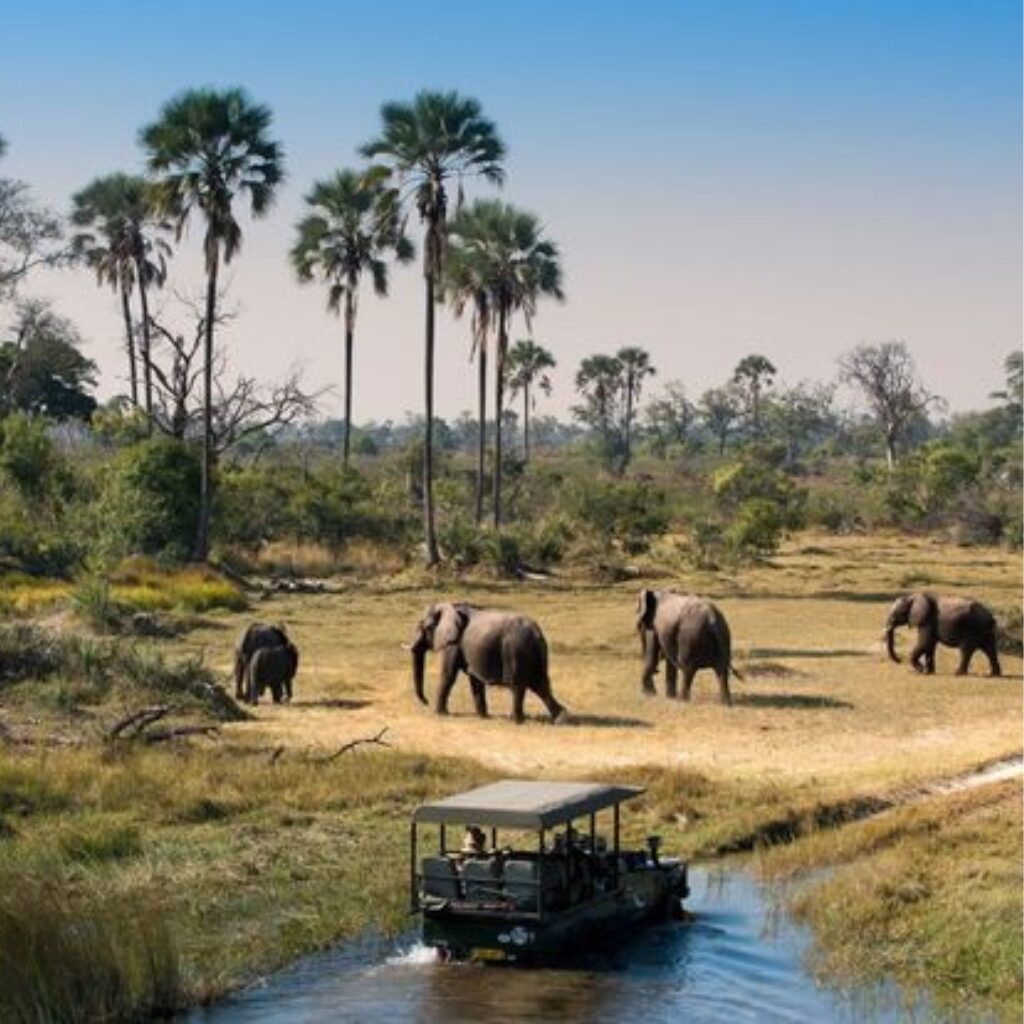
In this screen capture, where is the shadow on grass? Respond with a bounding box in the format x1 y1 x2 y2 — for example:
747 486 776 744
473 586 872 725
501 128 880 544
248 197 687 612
747 647 871 659
561 713 653 729
290 698 373 711
734 693 854 710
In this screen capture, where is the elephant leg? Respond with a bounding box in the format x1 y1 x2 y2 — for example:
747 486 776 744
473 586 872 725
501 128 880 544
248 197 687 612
910 628 934 674
247 672 258 706
436 649 461 715
469 675 489 718
664 661 678 699
284 677 293 702
984 636 1002 677
537 681 565 722
641 634 661 695
716 667 732 706
271 680 283 704
955 644 975 676
681 665 697 702
234 656 246 699
512 686 527 724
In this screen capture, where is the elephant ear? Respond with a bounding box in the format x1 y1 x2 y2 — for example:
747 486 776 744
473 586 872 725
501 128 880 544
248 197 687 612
433 604 469 650
908 593 935 627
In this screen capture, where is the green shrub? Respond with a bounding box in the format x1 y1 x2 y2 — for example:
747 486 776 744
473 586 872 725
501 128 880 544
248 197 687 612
560 477 670 554
725 498 786 556
70 573 125 633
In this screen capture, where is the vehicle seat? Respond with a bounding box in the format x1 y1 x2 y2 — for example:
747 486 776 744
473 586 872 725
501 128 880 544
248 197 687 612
461 858 502 902
421 856 460 900
503 859 538 910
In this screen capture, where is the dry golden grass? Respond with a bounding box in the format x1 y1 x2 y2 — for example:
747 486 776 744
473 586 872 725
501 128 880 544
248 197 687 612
170 531 1022 797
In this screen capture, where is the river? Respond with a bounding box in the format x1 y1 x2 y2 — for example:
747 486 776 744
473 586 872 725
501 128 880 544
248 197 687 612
186 867 929 1023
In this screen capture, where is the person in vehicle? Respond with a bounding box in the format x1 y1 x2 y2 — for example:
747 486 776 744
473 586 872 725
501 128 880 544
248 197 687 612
461 825 487 855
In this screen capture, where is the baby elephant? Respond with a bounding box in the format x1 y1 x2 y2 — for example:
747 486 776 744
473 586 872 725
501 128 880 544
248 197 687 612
234 622 290 700
885 592 1001 676
247 641 299 705
636 588 738 705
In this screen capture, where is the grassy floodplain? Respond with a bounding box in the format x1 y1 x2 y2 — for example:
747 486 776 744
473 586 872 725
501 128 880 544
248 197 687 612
0 531 1020 1020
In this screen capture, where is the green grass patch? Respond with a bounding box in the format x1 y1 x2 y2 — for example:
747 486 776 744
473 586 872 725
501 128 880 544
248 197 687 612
757 783 1023 1022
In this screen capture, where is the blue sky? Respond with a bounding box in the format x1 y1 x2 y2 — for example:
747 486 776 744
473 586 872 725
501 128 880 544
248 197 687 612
1 0 1020 418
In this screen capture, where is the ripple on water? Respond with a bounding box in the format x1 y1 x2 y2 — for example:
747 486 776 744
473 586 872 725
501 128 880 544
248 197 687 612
184 869 929 1024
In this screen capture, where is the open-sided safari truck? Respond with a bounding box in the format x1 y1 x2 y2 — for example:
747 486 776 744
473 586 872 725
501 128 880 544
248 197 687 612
411 780 689 963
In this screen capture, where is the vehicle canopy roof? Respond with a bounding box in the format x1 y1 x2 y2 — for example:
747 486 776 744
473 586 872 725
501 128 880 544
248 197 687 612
413 780 644 830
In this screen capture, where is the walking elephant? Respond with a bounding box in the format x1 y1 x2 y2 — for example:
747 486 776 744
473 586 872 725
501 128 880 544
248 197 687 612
234 623 290 699
408 602 566 723
247 641 299 705
636 589 738 705
885 593 1001 676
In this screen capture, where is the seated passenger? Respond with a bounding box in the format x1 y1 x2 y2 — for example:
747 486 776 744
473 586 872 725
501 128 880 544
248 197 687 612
461 825 487 856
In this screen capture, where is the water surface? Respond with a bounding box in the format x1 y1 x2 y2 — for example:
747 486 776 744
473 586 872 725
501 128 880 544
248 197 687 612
186 868 925 1023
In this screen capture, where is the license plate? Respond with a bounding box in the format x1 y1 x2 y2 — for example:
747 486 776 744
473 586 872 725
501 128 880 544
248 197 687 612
471 947 506 962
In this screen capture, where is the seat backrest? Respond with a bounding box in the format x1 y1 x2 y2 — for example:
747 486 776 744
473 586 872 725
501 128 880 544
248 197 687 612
461 858 501 902
421 856 460 900
502 858 538 910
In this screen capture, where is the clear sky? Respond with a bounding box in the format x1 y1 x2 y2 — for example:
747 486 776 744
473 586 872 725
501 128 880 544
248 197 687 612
1 0 1020 420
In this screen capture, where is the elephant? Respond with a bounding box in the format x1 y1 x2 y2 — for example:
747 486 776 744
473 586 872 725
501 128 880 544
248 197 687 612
408 602 566 724
636 589 739 705
246 641 299 705
234 622 290 699
885 593 1001 676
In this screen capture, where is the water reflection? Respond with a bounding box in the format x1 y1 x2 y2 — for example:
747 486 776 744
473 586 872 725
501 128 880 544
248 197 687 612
186 869 924 1024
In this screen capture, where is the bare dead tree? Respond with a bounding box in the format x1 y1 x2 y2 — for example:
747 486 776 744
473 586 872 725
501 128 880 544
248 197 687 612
145 290 323 461
838 341 943 470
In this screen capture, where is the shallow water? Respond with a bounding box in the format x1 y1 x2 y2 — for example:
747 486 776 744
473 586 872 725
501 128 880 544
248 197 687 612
186 868 928 1023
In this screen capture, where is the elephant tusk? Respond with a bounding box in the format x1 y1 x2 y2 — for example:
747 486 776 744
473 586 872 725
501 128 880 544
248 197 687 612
400 643 413 651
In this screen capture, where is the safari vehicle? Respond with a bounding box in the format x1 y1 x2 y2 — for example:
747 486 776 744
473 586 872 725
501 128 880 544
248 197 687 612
410 780 689 963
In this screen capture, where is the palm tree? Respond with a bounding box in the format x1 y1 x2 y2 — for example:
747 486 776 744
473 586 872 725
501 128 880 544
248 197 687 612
444 231 493 523
732 353 776 438
71 174 171 423
617 346 656 464
141 87 283 560
361 90 505 564
446 200 562 528
506 339 555 463
291 169 413 466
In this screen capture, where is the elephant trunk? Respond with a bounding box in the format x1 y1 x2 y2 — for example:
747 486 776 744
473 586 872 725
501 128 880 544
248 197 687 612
411 635 429 705
885 622 900 663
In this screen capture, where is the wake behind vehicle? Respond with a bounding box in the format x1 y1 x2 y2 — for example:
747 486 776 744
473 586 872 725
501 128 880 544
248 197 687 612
410 779 689 963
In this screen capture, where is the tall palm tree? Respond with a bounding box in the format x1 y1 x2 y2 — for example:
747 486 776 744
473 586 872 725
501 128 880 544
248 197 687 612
452 201 562 529
444 233 493 523
361 90 505 564
506 339 555 463
71 174 171 423
141 87 283 560
616 346 656 465
291 169 413 466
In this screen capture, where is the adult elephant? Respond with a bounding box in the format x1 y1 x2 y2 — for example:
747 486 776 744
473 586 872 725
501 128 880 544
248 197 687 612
408 603 566 723
247 641 299 705
636 589 738 705
885 593 1001 676
234 623 290 699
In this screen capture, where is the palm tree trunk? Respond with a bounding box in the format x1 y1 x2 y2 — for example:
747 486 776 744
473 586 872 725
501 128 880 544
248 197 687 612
194 250 219 562
136 269 154 433
624 377 634 467
493 303 507 530
475 340 487 524
423 270 440 565
343 289 355 467
523 381 530 463
120 283 138 408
